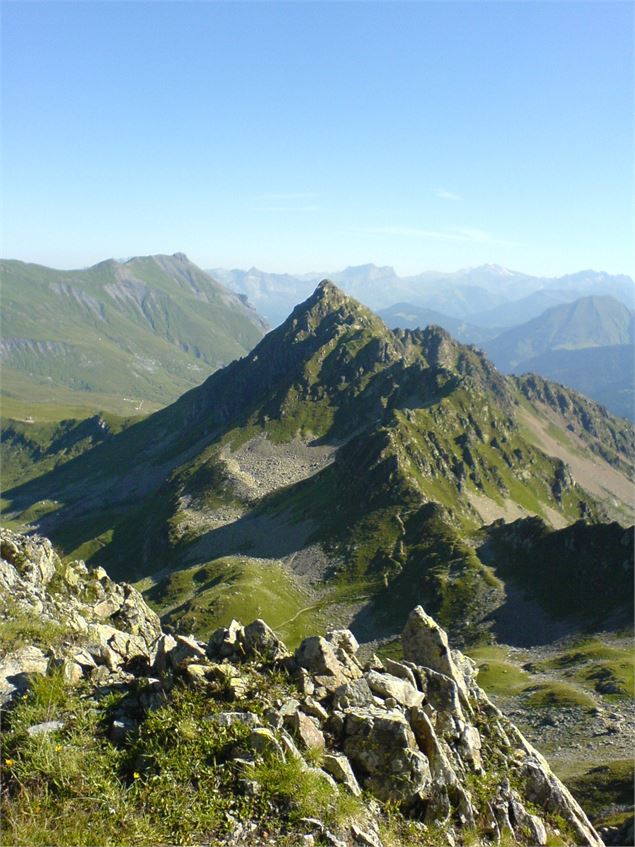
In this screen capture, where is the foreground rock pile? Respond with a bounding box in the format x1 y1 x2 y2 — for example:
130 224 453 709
0 529 604 846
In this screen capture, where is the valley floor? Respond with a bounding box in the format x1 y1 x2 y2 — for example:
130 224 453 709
466 634 635 836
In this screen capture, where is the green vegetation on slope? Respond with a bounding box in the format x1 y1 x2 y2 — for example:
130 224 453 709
556 760 634 829
466 645 531 696
142 557 328 649
2 281 632 652
532 637 634 700
485 295 633 371
1 411 141 490
0 673 365 847
0 254 266 413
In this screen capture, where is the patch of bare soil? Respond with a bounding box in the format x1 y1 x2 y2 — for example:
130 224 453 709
467 491 530 525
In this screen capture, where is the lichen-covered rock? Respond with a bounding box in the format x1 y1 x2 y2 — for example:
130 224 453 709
343 709 432 804
287 710 326 751
242 619 290 662
323 753 362 796
365 670 424 709
401 606 469 703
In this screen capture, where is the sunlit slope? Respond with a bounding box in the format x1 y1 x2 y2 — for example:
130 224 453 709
1 253 266 412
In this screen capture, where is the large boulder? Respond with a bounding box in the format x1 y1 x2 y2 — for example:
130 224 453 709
0 645 48 706
401 606 469 703
343 709 431 804
295 635 360 692
206 618 289 663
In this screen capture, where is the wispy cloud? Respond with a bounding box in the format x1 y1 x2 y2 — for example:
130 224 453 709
253 192 321 213
255 205 321 213
257 192 319 201
434 188 461 201
359 225 516 245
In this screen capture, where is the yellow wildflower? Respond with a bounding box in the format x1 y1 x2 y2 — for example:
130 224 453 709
133 771 141 780
4 759 15 767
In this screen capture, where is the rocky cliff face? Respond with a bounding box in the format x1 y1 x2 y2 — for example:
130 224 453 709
0 529 604 846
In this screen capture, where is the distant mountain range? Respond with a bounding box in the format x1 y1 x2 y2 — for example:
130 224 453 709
2 256 633 424
1 254 267 415
378 303 501 345
378 294 634 421
212 263 635 327
482 296 634 420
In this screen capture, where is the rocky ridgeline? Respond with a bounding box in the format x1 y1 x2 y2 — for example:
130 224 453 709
0 529 603 847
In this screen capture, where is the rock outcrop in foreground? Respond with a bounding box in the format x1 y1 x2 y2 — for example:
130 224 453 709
0 529 603 846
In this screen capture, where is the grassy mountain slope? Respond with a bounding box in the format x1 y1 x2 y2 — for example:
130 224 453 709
2 282 633 649
484 296 633 371
1 253 266 413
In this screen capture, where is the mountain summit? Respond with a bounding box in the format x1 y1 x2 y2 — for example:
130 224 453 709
3 281 633 649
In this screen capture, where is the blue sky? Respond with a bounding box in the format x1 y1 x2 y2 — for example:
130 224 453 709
2 1 633 276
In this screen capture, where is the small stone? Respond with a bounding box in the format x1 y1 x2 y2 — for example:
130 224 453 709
248 728 284 758
351 823 382 847
208 711 261 728
27 720 64 737
287 711 325 751
323 753 362 796
302 696 329 723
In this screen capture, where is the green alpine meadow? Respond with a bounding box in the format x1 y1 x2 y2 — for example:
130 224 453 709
0 253 267 417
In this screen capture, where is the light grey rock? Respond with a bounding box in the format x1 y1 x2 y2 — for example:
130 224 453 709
0 645 48 705
208 711 261 728
509 794 548 846
326 629 359 655
350 823 383 847
277 697 301 718
287 711 326 751
207 619 244 659
27 720 64 737
113 584 162 644
333 677 376 710
167 634 207 668
401 606 469 703
151 633 177 674
302 696 329 723
521 758 603 847
365 670 424 709
295 636 346 678
384 658 418 689
242 618 289 662
322 753 362 796
408 707 458 785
